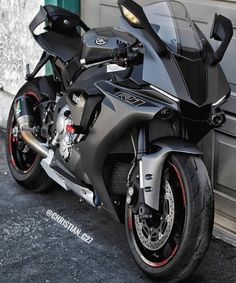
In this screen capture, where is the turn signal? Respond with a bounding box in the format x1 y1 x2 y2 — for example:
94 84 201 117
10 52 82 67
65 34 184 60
120 6 141 26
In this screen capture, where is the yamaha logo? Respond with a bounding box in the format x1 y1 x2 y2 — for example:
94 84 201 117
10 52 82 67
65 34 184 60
95 36 108 46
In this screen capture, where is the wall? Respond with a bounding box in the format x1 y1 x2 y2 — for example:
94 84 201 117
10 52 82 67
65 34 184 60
0 0 44 94
0 0 43 127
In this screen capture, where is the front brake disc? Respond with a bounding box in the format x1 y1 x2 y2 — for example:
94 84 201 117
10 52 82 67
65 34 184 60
134 179 175 251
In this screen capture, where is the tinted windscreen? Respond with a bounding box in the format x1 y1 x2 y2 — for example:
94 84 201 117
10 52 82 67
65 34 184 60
142 1 203 59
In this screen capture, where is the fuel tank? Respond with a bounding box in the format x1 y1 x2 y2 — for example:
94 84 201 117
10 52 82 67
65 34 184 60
81 27 137 58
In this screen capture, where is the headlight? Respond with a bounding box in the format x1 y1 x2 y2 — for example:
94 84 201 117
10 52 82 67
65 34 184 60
121 5 141 26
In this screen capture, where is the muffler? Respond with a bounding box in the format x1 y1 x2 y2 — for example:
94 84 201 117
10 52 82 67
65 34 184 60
14 96 49 158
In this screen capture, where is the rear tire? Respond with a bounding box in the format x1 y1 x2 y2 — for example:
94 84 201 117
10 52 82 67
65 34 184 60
5 82 53 192
125 154 214 282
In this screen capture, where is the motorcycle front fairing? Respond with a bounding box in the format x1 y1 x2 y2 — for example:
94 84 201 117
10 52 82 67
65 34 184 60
75 0 211 217
115 0 230 213
75 0 230 217
118 0 231 107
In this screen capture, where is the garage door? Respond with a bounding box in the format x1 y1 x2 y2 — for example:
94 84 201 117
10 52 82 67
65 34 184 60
81 0 120 28
178 0 236 244
81 0 236 241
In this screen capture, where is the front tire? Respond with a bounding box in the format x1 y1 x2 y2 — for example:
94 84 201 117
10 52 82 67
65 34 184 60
6 82 53 192
125 154 214 282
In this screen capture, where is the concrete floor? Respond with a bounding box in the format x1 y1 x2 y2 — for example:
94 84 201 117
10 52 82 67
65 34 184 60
0 130 236 283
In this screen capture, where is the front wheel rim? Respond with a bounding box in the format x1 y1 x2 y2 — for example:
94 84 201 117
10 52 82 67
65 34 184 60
127 160 186 268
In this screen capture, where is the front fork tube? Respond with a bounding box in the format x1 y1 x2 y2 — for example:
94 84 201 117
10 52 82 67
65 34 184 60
128 126 158 218
137 125 146 201
137 125 147 191
127 126 152 219
127 126 147 212
137 126 149 215
137 126 147 160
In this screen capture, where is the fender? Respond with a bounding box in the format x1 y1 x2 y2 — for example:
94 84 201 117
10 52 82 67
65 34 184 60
141 137 202 211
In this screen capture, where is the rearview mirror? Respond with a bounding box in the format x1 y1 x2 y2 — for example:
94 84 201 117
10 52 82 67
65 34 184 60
210 14 233 65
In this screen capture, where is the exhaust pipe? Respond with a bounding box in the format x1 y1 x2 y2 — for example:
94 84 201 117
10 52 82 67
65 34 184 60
14 96 49 158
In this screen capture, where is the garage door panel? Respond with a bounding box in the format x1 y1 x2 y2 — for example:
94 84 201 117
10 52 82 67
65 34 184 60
81 0 120 27
215 132 236 198
223 92 236 114
81 0 99 27
181 0 236 22
220 35 236 86
100 0 118 5
219 115 236 137
181 0 236 86
100 4 120 27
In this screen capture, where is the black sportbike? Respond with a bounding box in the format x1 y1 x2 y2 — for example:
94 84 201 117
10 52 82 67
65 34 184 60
6 0 233 281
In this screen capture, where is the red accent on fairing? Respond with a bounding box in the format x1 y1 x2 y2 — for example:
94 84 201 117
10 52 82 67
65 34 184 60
66 125 75 134
170 162 187 207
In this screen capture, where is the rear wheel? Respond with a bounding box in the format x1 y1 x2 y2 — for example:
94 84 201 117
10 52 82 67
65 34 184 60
6 82 53 192
125 154 214 282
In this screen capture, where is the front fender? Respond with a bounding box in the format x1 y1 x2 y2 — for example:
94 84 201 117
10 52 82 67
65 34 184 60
142 137 202 211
